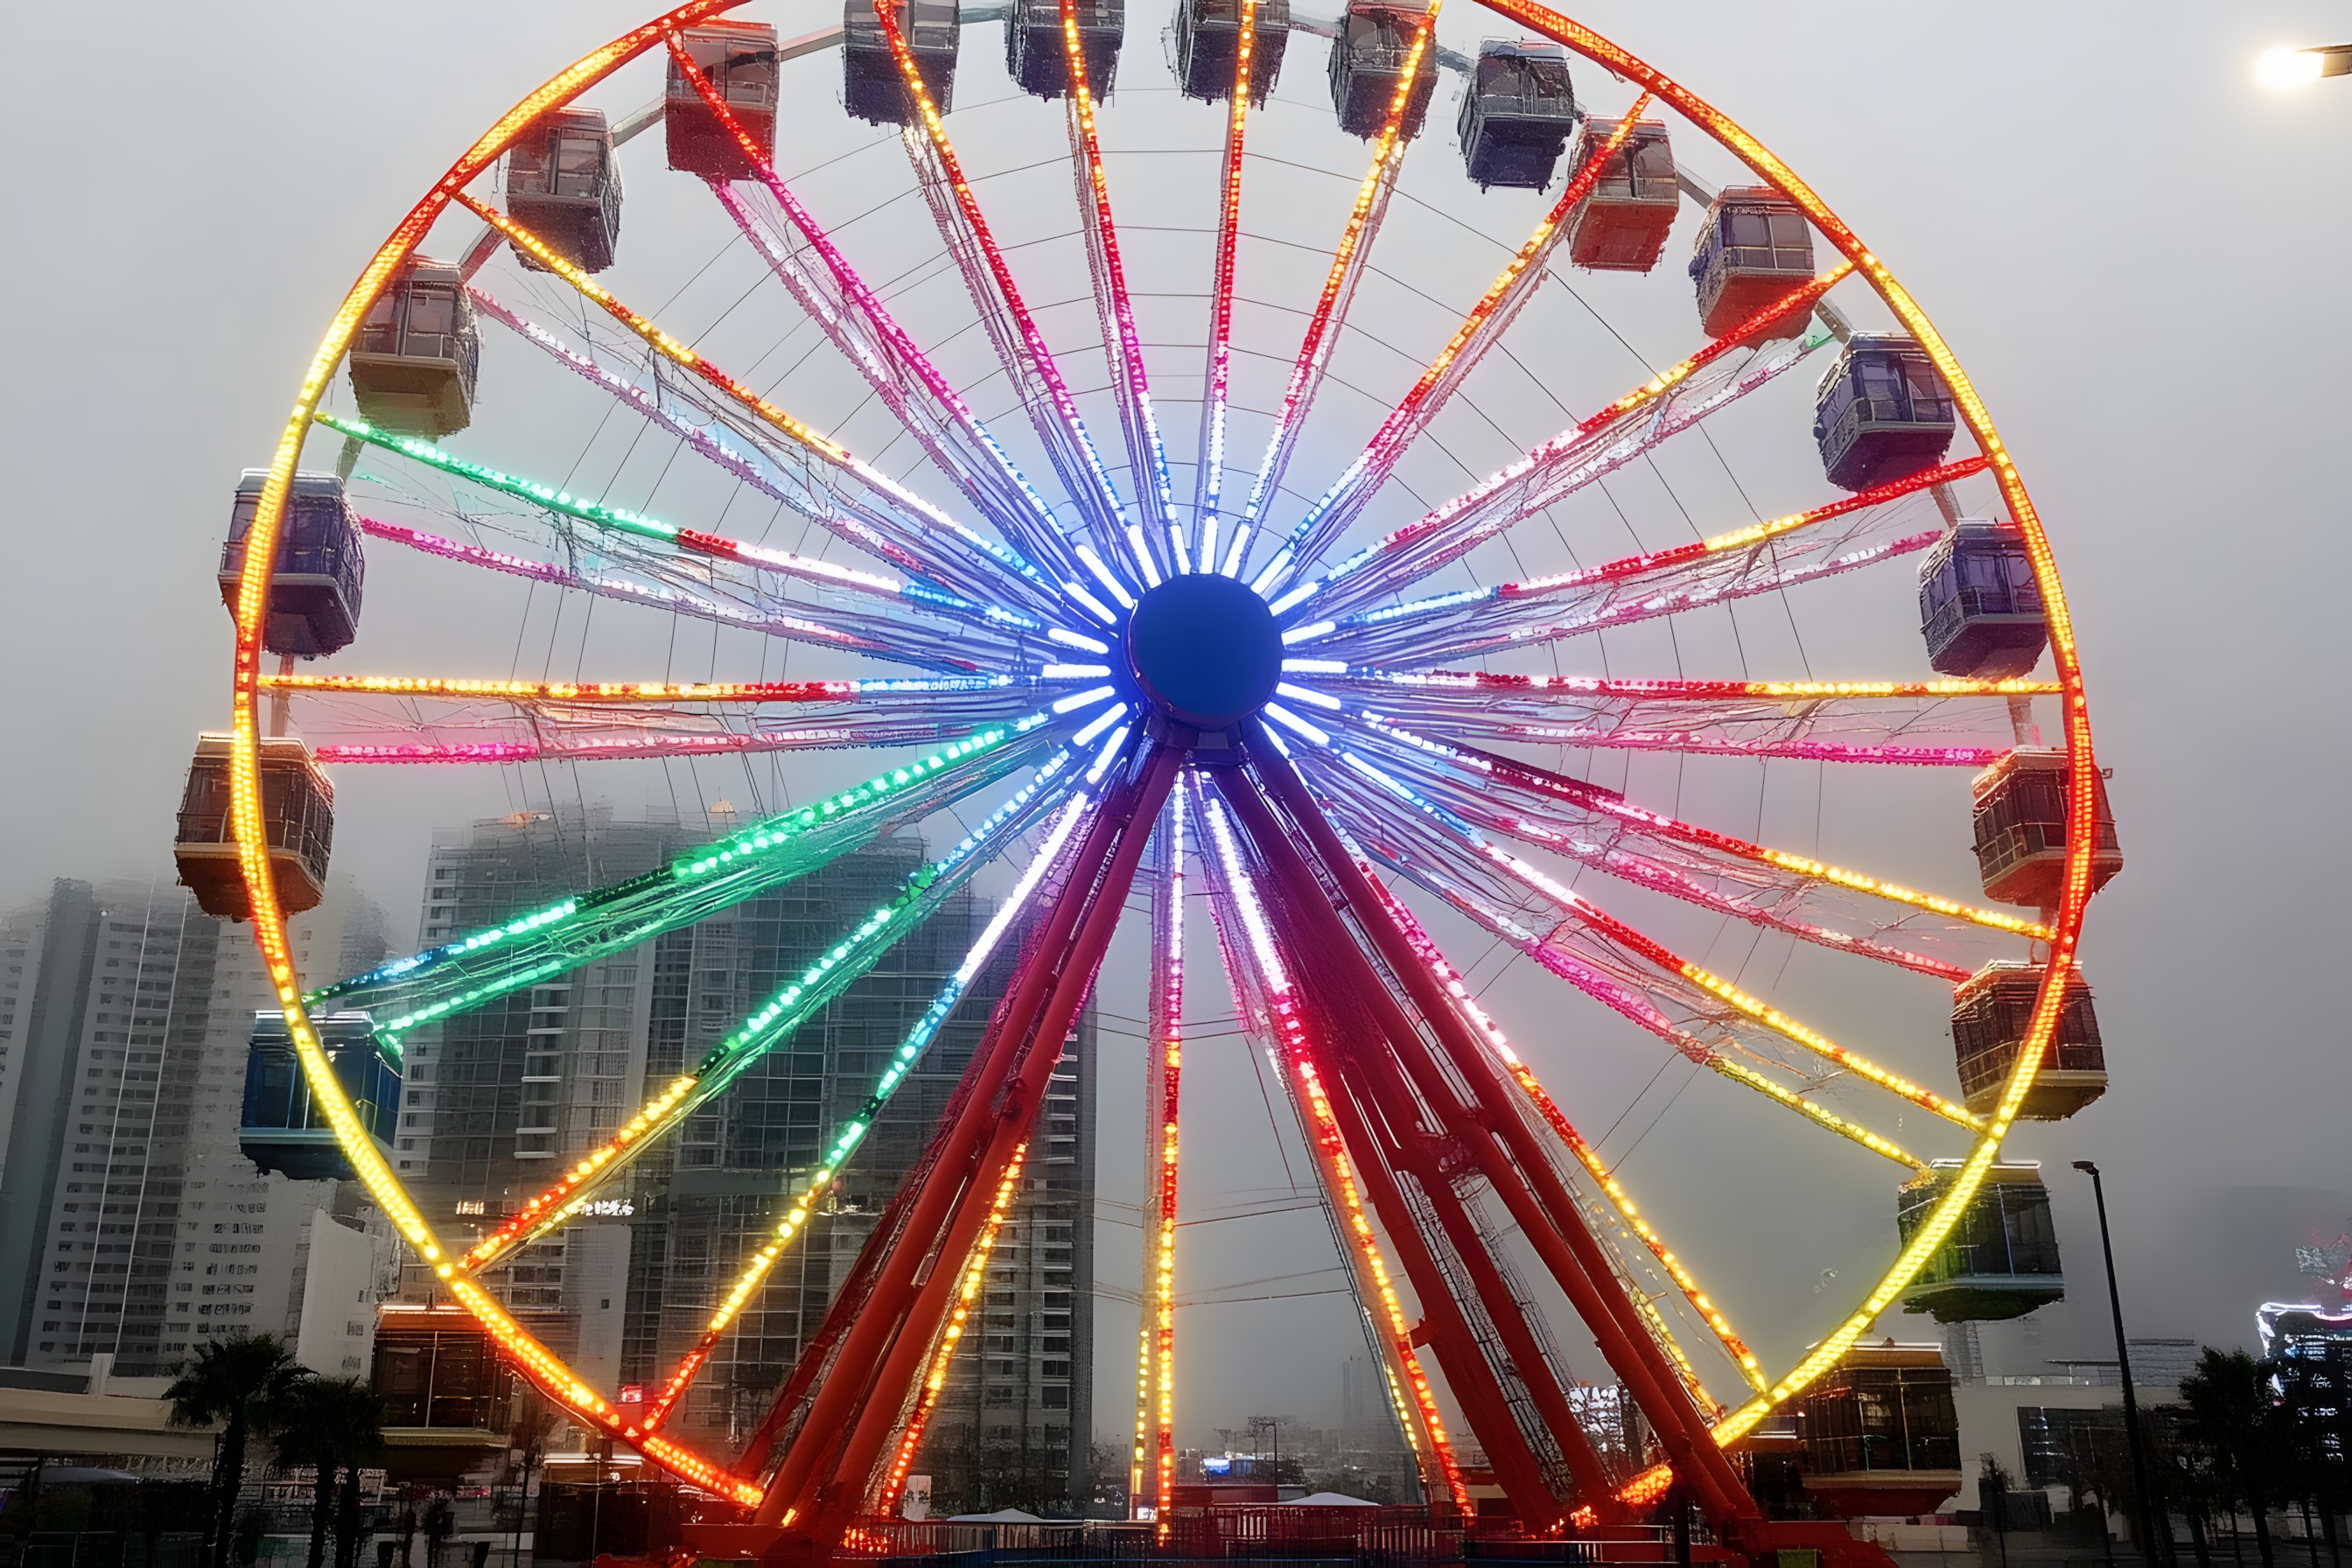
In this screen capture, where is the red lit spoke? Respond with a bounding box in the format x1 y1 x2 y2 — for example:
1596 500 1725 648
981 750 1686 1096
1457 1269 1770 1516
1192 0 1260 559
1283 100 1653 570
1136 792 1186 1521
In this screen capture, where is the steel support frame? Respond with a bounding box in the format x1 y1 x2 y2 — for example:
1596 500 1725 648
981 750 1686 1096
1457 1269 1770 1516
1215 769 1616 1522
1242 730 1762 1530
755 744 1181 1545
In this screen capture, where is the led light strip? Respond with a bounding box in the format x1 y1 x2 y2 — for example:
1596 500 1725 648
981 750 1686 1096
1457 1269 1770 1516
1192 0 1258 555
637 793 1094 1431
1144 790 1186 1520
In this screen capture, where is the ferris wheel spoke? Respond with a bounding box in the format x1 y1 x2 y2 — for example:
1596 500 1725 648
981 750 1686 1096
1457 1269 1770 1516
1345 859 1768 1396
1268 267 1848 614
313 724 1053 1020
636 791 1098 1435
1279 100 1655 574
468 289 1060 617
1057 4 1182 581
354 518 982 672
456 747 1082 1277
662 38 1085 592
1194 788 1475 1512
1129 790 1186 1520
1190 0 1264 563
450 189 1062 615
1298 458 1987 666
858 13 1145 580
1320 712 2041 958
1316 671 2054 768
1309 748 1978 1135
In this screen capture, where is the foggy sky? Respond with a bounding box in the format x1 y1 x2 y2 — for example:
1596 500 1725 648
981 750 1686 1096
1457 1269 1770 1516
4 0 2348 1447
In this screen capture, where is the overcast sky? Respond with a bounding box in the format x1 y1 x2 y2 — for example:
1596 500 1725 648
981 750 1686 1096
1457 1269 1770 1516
4 0 2349 1446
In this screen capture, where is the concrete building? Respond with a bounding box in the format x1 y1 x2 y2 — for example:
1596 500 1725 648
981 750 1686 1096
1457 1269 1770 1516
383 804 1097 1508
0 874 394 1380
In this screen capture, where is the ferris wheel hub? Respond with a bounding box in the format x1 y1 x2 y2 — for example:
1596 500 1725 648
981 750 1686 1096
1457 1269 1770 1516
1122 571 1284 732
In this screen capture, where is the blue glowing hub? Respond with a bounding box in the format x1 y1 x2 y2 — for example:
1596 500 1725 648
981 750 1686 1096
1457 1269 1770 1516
1123 572 1283 730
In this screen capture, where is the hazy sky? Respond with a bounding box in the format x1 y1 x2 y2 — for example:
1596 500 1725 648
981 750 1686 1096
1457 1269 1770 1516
4 0 2349 1446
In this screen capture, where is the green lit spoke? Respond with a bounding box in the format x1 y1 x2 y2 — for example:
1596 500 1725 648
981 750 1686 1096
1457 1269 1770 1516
315 721 1051 1033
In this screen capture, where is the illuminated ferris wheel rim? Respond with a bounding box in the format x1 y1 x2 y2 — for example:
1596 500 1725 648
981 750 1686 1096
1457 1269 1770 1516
216 0 2102 1524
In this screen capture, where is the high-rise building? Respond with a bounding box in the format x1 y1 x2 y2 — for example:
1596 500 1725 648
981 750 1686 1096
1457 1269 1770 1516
386 804 1096 1509
0 875 394 1378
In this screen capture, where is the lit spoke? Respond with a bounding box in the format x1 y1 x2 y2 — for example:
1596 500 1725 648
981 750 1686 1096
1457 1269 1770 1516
1191 0 1263 561
1228 0 1444 582
1272 266 1848 612
1281 101 1653 571
1133 790 1186 1520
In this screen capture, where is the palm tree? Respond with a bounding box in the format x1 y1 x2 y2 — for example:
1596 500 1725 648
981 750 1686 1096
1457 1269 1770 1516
277 1377 388 1568
167 1334 308 1568
2181 1348 2286 1568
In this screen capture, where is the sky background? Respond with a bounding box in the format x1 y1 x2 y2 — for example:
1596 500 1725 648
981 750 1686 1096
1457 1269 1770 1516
4 0 2349 1447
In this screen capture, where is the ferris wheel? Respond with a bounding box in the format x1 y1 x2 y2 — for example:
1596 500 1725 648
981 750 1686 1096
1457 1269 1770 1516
185 0 2118 1552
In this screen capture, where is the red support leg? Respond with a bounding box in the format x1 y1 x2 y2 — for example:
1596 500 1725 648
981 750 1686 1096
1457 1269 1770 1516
1243 732 1761 1528
1218 769 1621 1522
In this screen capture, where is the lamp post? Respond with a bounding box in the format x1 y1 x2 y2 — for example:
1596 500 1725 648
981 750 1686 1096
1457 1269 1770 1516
2074 1161 2163 1568
2258 44 2352 88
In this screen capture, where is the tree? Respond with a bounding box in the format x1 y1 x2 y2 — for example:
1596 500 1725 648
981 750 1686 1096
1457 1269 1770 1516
2180 1349 2286 1568
277 1377 388 1568
508 1390 557 1565
1980 1453 2015 1568
166 1334 308 1568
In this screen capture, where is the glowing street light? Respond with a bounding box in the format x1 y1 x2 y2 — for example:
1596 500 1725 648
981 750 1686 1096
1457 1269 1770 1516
2258 43 2352 89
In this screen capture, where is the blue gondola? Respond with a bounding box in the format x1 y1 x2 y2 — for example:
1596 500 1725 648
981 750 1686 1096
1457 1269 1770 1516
217 470 364 660
506 107 622 274
240 1012 401 1182
1897 1161 2063 1323
348 257 479 438
1951 961 2107 1121
1328 0 1436 140
1813 332 1956 492
845 0 960 123
1175 0 1291 103
1917 519 2047 679
667 20 780 178
1688 185 1813 340
1457 39 1575 191
1008 0 1124 99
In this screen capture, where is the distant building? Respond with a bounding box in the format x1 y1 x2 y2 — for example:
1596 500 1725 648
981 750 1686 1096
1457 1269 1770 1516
0 875 393 1380
382 805 1096 1506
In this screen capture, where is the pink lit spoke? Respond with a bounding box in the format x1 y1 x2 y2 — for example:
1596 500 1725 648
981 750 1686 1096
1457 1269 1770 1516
1228 1 1442 581
1192 0 1260 559
1282 99 1653 573
1313 670 2051 767
1060 0 1180 578
1291 277 1844 616
1306 458 1988 668
868 4 1141 573
468 287 1055 617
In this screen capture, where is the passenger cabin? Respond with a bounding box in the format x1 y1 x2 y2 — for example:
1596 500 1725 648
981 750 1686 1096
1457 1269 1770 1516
1918 519 2047 679
218 470 364 660
1328 0 1438 140
1456 39 1575 191
240 1012 400 1182
1688 186 1815 340
348 258 479 438
667 20 780 178
173 734 335 920
1897 1161 2064 1323
1952 961 2107 1121
844 0 961 123
1970 747 2123 910
1563 116 1676 272
1174 0 1291 104
1798 1341 1964 1518
1007 0 1124 99
1813 332 1956 492
505 108 622 274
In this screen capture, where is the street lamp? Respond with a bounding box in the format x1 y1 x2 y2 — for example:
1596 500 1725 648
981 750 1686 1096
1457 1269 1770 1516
2257 44 2352 89
2073 1161 2163 1568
